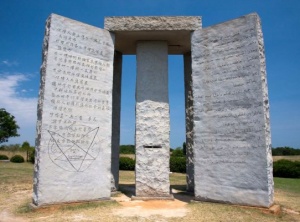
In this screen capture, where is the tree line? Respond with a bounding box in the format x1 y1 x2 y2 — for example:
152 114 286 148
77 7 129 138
272 147 300 156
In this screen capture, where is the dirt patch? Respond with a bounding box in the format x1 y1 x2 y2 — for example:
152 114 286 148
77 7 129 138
283 207 300 215
0 209 28 222
112 192 189 218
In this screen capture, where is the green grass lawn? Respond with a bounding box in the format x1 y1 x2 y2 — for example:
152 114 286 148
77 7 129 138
273 155 300 162
0 162 33 184
0 162 299 221
1 162 299 196
274 177 300 194
1 162 299 195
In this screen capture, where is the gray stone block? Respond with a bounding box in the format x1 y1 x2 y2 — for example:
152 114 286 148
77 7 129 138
104 16 202 55
34 14 115 206
104 16 201 31
191 13 273 207
111 51 122 192
184 52 194 192
135 41 171 197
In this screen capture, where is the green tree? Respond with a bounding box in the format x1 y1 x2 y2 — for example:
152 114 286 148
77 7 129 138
1 144 20 151
21 141 31 162
171 147 184 157
119 145 135 154
272 147 300 156
0 108 20 143
183 142 186 156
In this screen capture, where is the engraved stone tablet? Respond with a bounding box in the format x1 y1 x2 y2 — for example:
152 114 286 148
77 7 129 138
191 13 273 207
33 14 114 206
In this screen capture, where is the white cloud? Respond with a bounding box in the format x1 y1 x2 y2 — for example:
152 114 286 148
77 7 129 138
2 60 19 67
0 74 37 144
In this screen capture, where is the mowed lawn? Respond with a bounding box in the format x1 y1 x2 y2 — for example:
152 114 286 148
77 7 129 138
0 160 299 221
272 155 300 162
121 154 300 162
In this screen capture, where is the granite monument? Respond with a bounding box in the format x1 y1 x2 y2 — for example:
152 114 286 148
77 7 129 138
34 13 273 208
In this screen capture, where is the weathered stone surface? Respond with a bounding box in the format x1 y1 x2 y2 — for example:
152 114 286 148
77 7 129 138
104 16 202 55
34 14 115 206
34 13 273 208
135 41 171 197
184 52 194 192
105 16 201 31
111 51 122 191
191 13 273 207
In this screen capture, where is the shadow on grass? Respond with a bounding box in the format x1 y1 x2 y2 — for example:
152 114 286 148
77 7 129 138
171 185 194 203
171 184 186 191
118 183 194 203
118 183 135 198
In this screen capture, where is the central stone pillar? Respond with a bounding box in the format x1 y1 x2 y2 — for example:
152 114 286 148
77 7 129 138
134 41 172 199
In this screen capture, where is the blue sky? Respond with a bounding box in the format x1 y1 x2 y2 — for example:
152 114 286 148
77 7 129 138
0 0 299 148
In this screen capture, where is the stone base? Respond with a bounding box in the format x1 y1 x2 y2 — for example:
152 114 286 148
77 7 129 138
131 195 174 201
111 191 122 197
194 193 271 208
29 198 112 209
192 199 277 210
269 204 281 215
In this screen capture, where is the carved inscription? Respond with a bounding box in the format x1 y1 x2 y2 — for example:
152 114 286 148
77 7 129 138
42 15 114 172
192 14 273 207
192 16 267 165
34 14 115 205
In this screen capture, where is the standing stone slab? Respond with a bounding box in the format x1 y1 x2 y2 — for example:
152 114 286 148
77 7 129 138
135 41 171 198
34 14 115 206
191 13 273 207
111 51 122 191
184 52 194 192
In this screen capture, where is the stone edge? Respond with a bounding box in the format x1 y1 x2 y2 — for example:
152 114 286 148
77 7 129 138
131 195 175 201
29 198 112 209
193 196 271 208
104 16 202 31
192 199 280 212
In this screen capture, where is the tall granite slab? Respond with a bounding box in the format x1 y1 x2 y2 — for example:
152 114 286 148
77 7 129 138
34 14 115 206
184 52 194 192
111 51 122 191
135 41 171 198
191 13 273 207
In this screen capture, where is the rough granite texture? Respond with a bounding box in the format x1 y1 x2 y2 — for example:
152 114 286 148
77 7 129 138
111 51 122 191
135 41 171 197
191 13 273 207
34 14 115 206
104 16 201 31
184 52 194 192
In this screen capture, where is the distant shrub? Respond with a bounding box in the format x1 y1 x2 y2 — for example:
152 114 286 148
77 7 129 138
170 156 186 173
171 147 185 157
0 154 9 160
119 157 135 171
29 149 35 164
273 160 300 178
120 145 135 154
0 144 21 151
10 155 25 163
272 147 300 156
